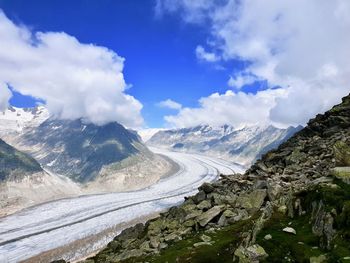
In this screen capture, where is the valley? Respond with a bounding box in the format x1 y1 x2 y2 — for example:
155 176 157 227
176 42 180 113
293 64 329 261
0 147 243 263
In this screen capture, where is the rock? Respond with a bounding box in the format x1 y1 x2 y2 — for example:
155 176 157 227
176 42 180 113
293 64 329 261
264 234 272 240
253 180 268 190
283 227 296 235
167 206 187 222
114 249 144 261
140 241 153 252
277 205 288 215
331 167 350 184
149 236 160 249
116 223 145 242
197 200 212 210
267 183 283 202
228 209 249 224
183 219 196 228
164 233 181 242
237 189 267 212
234 244 268 263
310 254 327 263
147 219 164 236
217 214 227 226
193 241 212 248
199 182 215 194
223 209 236 218
192 190 206 204
159 243 168 249
200 234 211 242
185 210 202 221
197 205 225 227
311 201 336 249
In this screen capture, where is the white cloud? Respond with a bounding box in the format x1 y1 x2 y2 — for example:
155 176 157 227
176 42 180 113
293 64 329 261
195 45 219 62
157 0 350 128
157 99 182 110
165 88 287 128
227 73 258 89
155 0 214 23
0 83 11 111
0 11 143 128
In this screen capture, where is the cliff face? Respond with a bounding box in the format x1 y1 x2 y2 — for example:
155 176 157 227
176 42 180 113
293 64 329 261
81 94 350 263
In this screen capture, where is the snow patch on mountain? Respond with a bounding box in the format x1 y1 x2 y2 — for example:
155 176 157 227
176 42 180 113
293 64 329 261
147 124 302 166
0 106 49 136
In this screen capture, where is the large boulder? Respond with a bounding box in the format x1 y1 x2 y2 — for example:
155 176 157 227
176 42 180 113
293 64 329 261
196 205 225 227
199 182 215 194
237 189 267 213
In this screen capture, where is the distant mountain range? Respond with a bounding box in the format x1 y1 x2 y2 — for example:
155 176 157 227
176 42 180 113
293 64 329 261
147 124 302 166
0 106 173 215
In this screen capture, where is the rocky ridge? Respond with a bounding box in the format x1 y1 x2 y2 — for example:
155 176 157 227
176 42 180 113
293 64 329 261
80 94 350 263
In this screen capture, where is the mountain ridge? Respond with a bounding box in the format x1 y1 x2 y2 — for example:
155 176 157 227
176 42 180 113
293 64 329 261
148 123 302 166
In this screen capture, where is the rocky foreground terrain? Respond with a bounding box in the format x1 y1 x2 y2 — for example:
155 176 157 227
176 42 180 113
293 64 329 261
59 94 350 263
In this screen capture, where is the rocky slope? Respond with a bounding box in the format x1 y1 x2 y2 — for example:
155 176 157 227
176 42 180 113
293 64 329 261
0 139 81 216
0 138 42 181
81 94 350 263
147 124 302 166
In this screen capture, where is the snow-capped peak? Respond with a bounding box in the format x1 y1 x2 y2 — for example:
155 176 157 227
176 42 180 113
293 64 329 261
0 106 49 136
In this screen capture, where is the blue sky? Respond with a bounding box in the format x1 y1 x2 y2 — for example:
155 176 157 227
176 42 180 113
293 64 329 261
0 0 348 129
0 0 247 127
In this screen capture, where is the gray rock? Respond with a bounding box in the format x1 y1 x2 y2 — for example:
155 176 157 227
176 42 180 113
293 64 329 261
264 234 272 240
200 234 211 242
237 189 267 212
197 200 212 210
193 241 212 247
199 182 215 193
234 244 268 263
283 227 296 235
197 205 225 227
192 190 206 204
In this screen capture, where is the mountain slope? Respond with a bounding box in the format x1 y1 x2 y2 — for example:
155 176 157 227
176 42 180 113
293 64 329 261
86 94 350 263
0 139 81 216
148 124 302 165
12 118 155 183
0 138 42 181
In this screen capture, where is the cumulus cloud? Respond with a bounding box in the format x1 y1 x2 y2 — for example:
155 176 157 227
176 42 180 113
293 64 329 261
165 89 287 128
227 73 258 90
158 0 350 128
0 83 11 111
157 99 182 110
0 11 143 127
195 45 219 62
